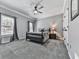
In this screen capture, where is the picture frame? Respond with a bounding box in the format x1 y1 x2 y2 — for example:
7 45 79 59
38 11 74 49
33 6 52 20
71 0 79 21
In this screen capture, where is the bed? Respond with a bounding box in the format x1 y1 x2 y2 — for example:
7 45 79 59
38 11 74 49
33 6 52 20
26 32 49 44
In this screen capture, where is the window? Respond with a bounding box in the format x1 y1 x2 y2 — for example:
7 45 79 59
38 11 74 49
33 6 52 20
0 14 14 35
28 21 34 32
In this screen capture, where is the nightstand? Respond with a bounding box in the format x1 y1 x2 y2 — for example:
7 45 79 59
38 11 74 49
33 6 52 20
49 34 56 39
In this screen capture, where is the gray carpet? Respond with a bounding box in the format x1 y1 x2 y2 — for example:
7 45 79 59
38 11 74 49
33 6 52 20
0 39 70 59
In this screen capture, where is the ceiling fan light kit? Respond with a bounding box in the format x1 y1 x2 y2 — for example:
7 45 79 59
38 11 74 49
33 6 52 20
31 0 44 15
34 10 38 14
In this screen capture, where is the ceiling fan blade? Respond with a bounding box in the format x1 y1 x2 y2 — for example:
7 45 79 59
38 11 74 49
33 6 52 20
38 6 44 9
37 10 43 13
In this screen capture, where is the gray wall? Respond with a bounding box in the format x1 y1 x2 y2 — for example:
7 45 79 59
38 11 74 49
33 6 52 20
37 14 63 36
0 6 33 40
69 15 79 59
63 0 79 59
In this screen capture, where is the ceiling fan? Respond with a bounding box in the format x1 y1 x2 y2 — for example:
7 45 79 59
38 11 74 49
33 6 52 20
31 0 44 14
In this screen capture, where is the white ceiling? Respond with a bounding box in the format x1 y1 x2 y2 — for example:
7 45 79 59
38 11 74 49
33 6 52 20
0 0 64 19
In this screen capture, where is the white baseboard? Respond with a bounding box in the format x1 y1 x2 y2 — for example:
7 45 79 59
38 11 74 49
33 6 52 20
19 37 26 40
64 40 73 59
74 52 79 59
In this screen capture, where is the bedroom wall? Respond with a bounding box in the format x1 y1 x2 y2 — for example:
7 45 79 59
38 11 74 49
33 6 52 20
0 6 34 40
68 15 79 59
63 0 79 59
37 14 63 36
